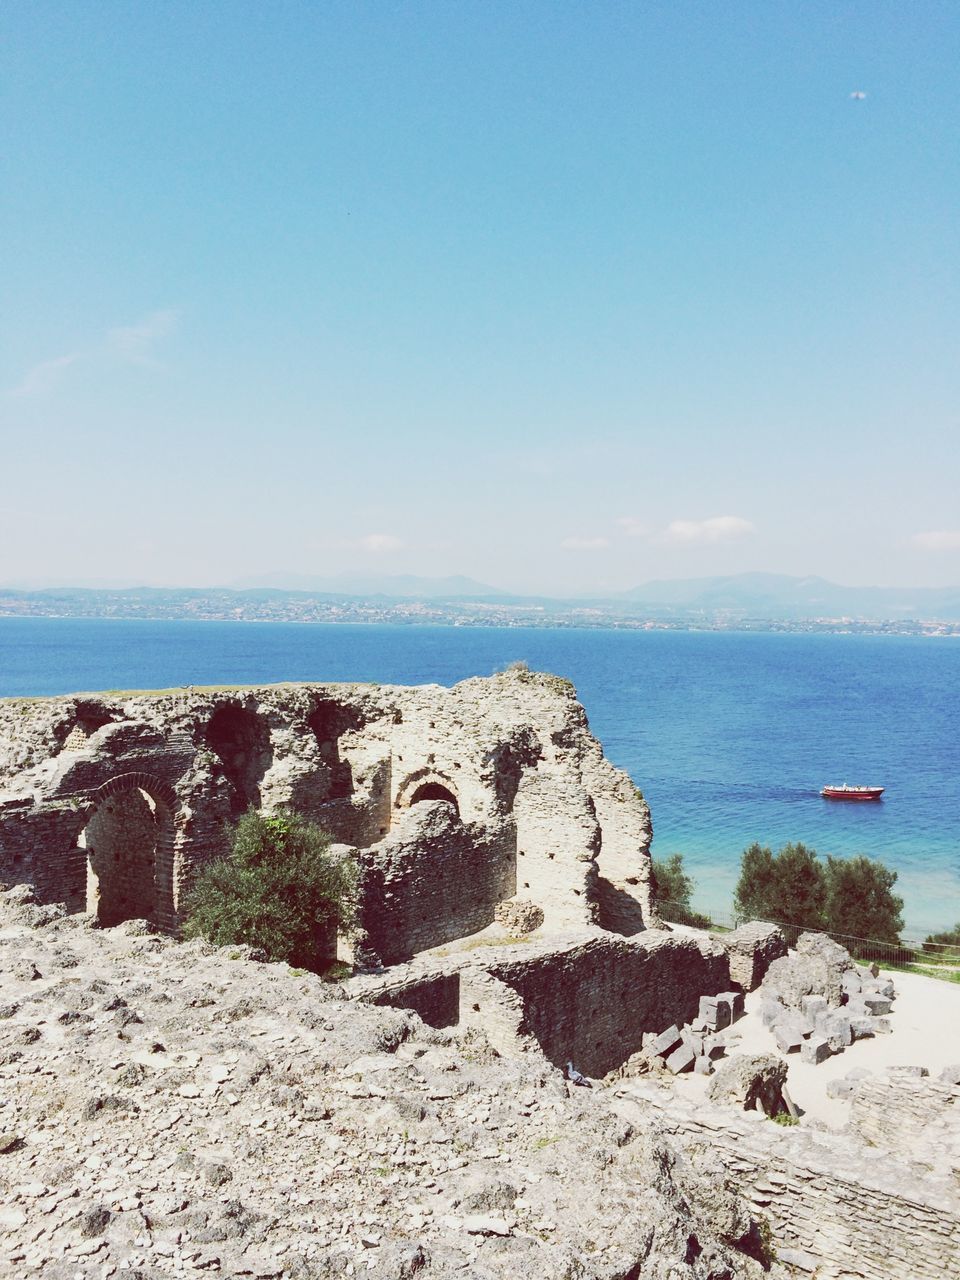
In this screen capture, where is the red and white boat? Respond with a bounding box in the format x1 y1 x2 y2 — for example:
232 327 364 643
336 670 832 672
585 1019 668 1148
820 784 884 802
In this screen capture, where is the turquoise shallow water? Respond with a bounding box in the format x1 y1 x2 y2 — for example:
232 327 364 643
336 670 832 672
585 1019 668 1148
1 617 958 936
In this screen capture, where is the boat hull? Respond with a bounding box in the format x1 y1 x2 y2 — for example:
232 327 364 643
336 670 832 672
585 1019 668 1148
820 786 884 802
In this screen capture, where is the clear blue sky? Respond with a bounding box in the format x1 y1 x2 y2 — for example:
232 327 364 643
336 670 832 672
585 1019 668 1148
2 2 958 593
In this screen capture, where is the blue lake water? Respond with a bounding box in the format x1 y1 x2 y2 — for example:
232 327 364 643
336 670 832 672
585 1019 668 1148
1 617 958 936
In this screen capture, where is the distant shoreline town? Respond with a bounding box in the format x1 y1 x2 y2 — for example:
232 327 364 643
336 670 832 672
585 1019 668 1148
2 582 959 637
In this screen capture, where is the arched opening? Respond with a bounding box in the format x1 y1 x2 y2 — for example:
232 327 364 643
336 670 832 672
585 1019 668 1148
408 781 459 813
206 704 271 813
80 779 173 927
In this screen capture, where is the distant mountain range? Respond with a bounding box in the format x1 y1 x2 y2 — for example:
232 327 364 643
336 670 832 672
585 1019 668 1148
228 572 504 599
618 573 960 620
2 572 960 624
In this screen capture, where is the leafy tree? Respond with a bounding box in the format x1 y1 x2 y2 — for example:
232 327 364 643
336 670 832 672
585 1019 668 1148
652 852 711 928
734 842 827 932
734 841 905 951
924 922 960 949
823 854 903 946
182 810 358 974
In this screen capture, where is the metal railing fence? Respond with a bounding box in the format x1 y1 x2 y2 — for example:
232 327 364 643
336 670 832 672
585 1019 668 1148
656 899 960 975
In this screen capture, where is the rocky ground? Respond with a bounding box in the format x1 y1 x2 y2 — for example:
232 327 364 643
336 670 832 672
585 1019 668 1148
0 885 772 1280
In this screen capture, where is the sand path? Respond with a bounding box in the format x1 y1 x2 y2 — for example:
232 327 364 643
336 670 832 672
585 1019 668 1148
674 964 960 1127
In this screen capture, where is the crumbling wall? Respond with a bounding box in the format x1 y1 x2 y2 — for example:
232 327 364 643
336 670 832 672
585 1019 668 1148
355 804 516 964
348 931 732 1079
0 671 657 945
615 1081 960 1280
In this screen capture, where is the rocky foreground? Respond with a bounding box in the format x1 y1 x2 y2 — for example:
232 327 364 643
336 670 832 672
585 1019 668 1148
0 885 770 1279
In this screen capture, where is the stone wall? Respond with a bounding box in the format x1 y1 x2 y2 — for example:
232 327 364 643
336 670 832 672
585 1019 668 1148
615 1080 960 1280
483 931 730 1077
354 803 517 964
0 671 656 946
348 931 732 1078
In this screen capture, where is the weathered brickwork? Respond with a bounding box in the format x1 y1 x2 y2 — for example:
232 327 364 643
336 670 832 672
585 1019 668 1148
0 671 655 947
615 1081 960 1280
484 931 730 1077
349 931 733 1078
354 804 517 964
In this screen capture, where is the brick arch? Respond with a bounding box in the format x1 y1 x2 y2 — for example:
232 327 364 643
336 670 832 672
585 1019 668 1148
88 770 178 812
77 771 178 932
395 768 459 815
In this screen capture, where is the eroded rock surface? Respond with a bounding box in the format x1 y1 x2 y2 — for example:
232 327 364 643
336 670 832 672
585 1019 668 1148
0 889 767 1279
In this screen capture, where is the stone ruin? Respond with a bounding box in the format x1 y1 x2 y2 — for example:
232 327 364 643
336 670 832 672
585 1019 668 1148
0 671 791 1083
2 672 959 1278
759 931 898 1064
0 671 656 947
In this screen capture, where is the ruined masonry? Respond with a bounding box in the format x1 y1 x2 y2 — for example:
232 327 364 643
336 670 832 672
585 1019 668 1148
0 670 657 951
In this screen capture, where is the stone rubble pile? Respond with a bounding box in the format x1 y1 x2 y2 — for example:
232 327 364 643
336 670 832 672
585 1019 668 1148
0 884 770 1279
643 990 747 1077
758 932 896 1066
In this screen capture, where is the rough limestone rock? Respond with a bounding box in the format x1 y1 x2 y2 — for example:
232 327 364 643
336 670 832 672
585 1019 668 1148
0 891 767 1279
761 932 857 1010
707 1052 788 1117
494 897 545 935
721 921 788 991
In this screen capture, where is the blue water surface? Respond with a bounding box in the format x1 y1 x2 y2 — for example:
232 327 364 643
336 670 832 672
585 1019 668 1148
1 617 958 935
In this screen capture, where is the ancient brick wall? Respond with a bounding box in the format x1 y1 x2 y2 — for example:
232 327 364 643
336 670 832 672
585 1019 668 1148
0 671 657 945
483 932 730 1077
616 1083 960 1280
348 932 733 1078
356 804 516 964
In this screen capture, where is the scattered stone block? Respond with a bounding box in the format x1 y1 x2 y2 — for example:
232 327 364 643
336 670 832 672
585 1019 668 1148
721 921 789 990
800 1037 832 1065
938 1064 960 1086
872 1017 892 1035
706 1052 787 1115
665 1043 696 1074
760 999 783 1028
802 994 829 1018
849 1018 876 1041
774 1025 804 1054
649 1025 682 1058
863 995 892 1016
703 1034 726 1061
724 990 746 1018
821 1014 852 1053
693 1056 714 1076
826 1078 856 1099
699 996 730 1031
889 1065 929 1078
841 971 862 997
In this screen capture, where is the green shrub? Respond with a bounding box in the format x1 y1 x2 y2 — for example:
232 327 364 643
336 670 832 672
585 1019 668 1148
653 853 712 928
182 810 358 974
924 922 960 950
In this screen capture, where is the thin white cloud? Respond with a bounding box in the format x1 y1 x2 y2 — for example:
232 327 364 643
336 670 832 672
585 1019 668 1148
911 530 960 551
7 308 179 397
106 309 178 365
8 353 80 398
616 516 649 538
358 533 402 552
661 516 755 546
561 536 611 551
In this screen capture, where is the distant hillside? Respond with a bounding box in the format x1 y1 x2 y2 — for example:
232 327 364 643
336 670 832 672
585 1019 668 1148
620 573 960 621
228 572 505 599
